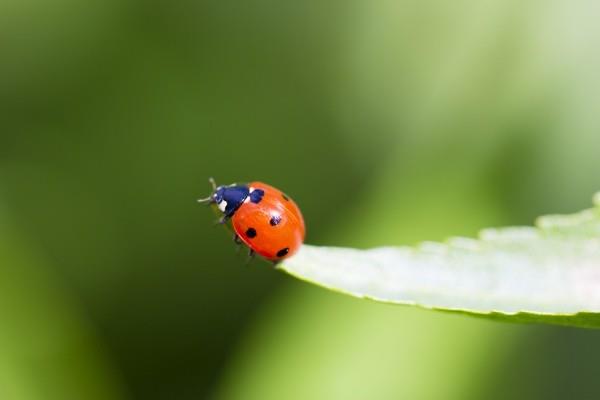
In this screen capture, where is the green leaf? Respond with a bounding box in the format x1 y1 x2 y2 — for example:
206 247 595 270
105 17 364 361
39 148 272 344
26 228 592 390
280 193 600 329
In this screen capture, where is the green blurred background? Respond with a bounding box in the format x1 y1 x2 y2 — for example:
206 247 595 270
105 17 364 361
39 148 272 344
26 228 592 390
2 1 600 399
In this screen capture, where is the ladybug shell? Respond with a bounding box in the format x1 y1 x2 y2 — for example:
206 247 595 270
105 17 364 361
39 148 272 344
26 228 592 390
232 181 305 261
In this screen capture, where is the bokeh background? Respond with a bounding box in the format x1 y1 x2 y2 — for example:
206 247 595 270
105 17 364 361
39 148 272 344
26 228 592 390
2 1 600 399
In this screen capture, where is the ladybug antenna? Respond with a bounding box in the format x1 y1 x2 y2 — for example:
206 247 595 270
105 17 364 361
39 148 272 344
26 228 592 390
197 195 212 204
197 177 218 204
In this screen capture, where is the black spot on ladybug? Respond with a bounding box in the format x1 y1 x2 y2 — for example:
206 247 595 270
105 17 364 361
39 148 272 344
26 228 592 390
276 247 289 258
269 215 282 226
250 189 265 204
246 228 257 238
281 193 289 201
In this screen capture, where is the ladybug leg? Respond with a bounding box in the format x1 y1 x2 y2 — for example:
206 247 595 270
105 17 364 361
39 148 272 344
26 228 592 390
214 215 229 225
245 248 255 265
233 234 243 253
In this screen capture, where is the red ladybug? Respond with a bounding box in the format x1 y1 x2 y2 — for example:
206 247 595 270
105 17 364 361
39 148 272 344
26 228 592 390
198 178 305 261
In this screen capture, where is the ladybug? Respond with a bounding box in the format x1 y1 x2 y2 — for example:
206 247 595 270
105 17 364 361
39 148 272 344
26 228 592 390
198 178 305 262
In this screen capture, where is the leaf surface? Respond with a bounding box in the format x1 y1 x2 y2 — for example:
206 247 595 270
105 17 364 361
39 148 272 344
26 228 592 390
280 193 600 328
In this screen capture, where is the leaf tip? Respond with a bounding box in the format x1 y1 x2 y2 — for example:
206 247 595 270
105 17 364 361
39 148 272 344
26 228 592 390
594 192 600 207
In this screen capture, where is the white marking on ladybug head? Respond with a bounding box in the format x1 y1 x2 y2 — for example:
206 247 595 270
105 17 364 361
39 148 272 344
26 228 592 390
218 200 227 212
244 187 256 203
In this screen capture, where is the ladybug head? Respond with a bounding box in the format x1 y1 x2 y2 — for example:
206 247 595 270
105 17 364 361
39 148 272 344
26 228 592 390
198 178 250 218
197 177 223 206
212 186 226 204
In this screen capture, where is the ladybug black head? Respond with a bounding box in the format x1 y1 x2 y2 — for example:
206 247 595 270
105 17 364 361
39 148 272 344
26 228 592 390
215 185 250 217
199 178 265 218
212 186 226 204
198 178 250 218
